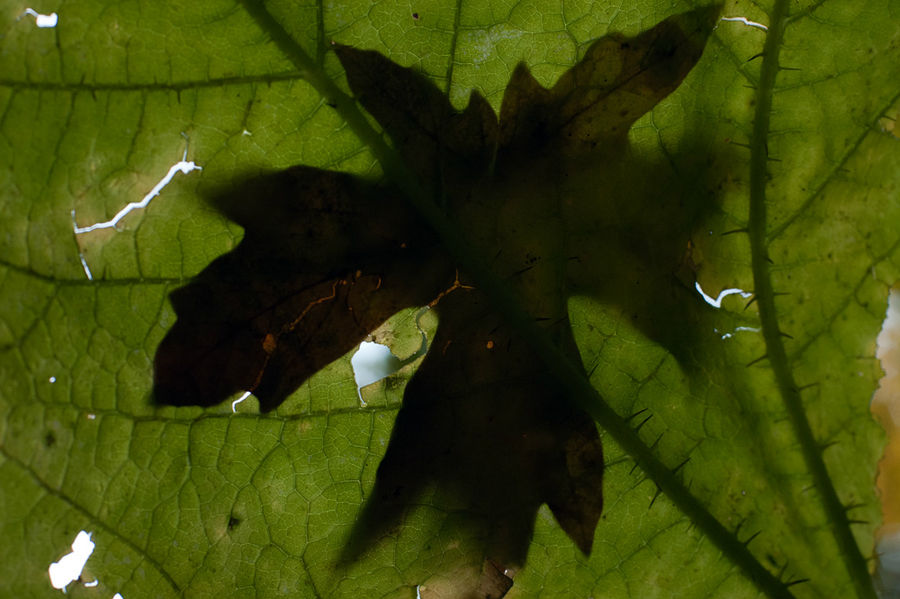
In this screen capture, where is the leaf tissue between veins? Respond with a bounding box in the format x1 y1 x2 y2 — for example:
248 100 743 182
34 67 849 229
153 6 719 591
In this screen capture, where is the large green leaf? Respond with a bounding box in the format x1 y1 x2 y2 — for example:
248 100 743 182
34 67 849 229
1 1 898 598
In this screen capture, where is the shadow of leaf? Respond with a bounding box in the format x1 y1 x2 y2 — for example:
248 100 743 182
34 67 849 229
154 6 724 595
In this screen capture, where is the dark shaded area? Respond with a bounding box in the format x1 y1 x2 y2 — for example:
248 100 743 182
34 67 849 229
562 137 738 368
154 168 454 411
344 289 603 565
154 6 721 596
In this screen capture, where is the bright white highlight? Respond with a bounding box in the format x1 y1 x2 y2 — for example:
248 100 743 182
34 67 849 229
351 307 430 406
77 250 94 280
48 531 94 591
352 342 403 401
232 391 252 413
720 16 768 31
73 159 202 234
718 326 761 340
83 579 99 587
49 376 56 383
22 8 58 28
113 594 125 599
695 281 753 309
72 140 202 280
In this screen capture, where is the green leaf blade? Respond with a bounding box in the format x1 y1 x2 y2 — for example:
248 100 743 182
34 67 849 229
3 1 898 597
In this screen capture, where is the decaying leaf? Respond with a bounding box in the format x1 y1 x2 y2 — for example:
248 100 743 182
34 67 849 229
154 6 719 594
153 167 453 410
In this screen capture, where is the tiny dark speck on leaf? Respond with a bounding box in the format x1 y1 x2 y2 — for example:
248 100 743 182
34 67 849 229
44 431 56 447
228 516 241 530
384 375 404 391
412 12 419 19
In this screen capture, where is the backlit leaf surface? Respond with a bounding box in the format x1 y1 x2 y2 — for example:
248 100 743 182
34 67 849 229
1 1 898 598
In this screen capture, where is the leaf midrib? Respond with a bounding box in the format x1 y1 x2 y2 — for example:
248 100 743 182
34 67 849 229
746 0 876 597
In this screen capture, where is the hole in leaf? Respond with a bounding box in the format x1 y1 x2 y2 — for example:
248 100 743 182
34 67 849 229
20 8 58 28
350 307 430 405
48 531 94 591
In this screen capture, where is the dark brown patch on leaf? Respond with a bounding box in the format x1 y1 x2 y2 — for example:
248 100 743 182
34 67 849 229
477 560 514 599
154 168 453 411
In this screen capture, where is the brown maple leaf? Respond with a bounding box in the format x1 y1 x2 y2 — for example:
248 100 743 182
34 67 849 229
154 6 719 596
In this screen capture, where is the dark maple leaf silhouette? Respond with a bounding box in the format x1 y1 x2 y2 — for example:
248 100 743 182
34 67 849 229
154 6 719 596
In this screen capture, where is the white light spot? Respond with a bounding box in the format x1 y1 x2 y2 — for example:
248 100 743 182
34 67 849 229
86 413 96 420
467 23 525 65
351 342 401 407
720 16 768 31
875 288 900 425
241 129 252 136
49 376 56 383
716 326 761 340
77 251 94 280
21 8 58 28
113 594 125 599
695 281 753 309
350 307 430 406
232 391 252 413
72 140 202 280
48 531 94 591
83 579 98 587
416 585 422 599
73 160 202 234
